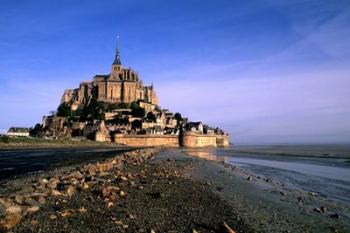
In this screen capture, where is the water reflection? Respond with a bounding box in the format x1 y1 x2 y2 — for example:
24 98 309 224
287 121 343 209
184 148 350 182
184 149 230 164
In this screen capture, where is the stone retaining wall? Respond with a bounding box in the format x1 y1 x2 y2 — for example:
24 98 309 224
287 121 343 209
114 134 179 147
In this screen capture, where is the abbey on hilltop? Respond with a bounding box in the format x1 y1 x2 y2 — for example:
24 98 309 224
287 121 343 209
61 39 158 110
40 39 229 147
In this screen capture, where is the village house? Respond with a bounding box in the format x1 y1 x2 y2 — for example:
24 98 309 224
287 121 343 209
7 127 30 137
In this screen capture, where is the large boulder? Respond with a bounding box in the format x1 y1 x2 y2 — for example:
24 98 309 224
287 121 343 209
0 198 22 231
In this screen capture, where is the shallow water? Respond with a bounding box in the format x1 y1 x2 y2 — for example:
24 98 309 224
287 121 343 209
0 148 130 180
184 148 350 206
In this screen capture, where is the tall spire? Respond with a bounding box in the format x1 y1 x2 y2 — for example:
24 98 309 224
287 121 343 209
113 36 122 65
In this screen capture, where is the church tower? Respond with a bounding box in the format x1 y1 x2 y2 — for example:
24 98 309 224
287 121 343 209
111 36 122 78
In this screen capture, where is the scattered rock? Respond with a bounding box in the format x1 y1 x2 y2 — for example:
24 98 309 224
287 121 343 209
68 171 84 180
330 213 340 219
37 196 46 205
30 219 39 225
0 149 163 231
66 186 76 197
120 176 128 181
222 221 236 233
314 206 327 214
0 198 22 230
30 192 48 198
39 178 49 185
119 191 126 198
83 181 95 190
49 214 57 220
14 195 24 205
106 202 114 208
0 198 22 215
26 206 40 215
25 198 40 207
0 213 22 231
50 189 63 196
60 210 71 217
115 220 123 225
48 177 59 189
78 207 87 213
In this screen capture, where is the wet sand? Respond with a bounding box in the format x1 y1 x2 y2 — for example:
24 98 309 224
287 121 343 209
0 148 349 232
230 144 350 158
0 147 135 180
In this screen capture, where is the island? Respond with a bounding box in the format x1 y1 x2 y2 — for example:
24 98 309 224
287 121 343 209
39 40 229 148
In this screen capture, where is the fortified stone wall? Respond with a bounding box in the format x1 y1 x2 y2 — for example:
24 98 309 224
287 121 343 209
181 132 217 147
95 131 111 142
113 133 229 148
114 134 179 147
216 135 230 147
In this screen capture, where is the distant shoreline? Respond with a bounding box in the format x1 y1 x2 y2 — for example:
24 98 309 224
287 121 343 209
230 144 350 158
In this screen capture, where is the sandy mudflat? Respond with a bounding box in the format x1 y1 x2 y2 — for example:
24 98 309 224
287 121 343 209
0 148 349 233
230 144 350 158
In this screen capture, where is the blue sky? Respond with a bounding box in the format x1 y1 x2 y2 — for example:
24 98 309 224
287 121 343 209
1 0 350 144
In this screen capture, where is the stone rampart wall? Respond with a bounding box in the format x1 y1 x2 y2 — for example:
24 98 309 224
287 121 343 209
114 134 179 147
216 135 230 147
113 133 229 148
181 132 217 147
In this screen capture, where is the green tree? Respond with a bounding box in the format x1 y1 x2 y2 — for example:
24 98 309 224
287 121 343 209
131 119 142 130
117 103 130 109
29 124 43 137
146 112 157 121
174 112 182 121
155 105 161 111
57 103 71 117
130 102 145 118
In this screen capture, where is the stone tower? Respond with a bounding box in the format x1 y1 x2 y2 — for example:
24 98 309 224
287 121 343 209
111 36 122 78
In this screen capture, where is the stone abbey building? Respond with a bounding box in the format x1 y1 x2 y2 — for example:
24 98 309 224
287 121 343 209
61 44 158 110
